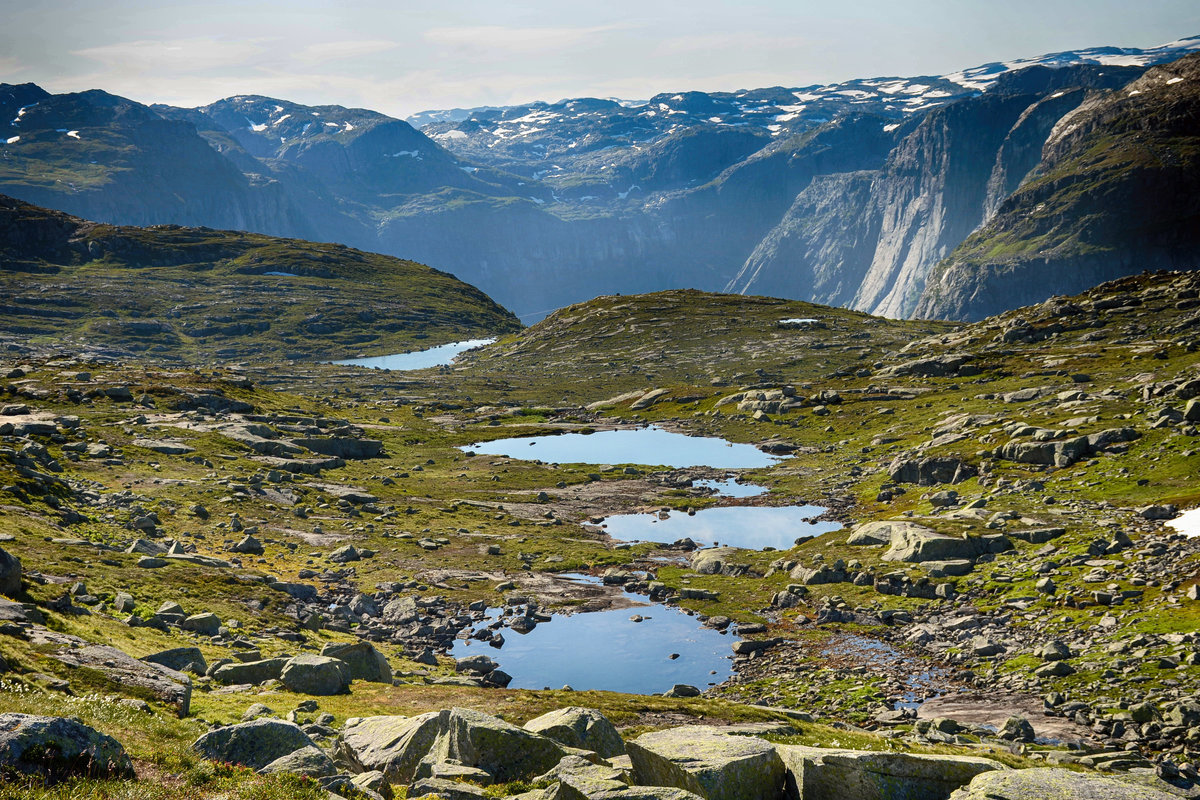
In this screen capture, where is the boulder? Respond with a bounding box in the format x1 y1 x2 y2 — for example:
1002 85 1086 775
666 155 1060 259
141 646 208 675
232 535 264 555
627 726 784 800
691 548 750 577
0 547 21 597
882 528 976 563
0 713 134 780
320 641 392 683
257 744 336 777
181 612 222 636
49 644 191 716
524 707 626 758
341 708 567 784
997 716 1035 742
888 456 976 486
382 596 420 625
192 718 317 770
948 767 1178 800
280 654 351 695
212 657 289 685
846 520 930 547
778 745 1006 800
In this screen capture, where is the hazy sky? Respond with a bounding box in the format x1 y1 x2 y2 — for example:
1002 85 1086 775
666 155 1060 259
2 0 1198 118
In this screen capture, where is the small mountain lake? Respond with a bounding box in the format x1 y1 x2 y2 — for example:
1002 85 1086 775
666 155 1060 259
333 337 495 371
598 504 841 550
451 592 738 694
461 425 786 469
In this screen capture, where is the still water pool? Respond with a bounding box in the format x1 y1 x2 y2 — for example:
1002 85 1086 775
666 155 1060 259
333 338 495 371
599 504 840 550
451 598 737 694
462 425 785 469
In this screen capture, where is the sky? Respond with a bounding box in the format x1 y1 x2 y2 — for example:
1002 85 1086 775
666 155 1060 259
2 0 1198 119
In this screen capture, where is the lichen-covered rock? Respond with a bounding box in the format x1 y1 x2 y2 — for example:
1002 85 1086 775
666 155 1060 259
191 718 316 770
778 745 1005 800
627 726 784 800
256 744 336 777
0 713 134 780
141 646 208 676
320 641 392 684
0 546 21 597
49 644 191 717
846 520 931 547
524 707 626 758
280 654 351 695
690 548 749 577
341 707 566 785
948 767 1178 799
212 657 289 685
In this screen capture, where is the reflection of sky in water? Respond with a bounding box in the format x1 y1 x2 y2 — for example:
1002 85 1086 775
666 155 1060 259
333 338 495 371
451 603 737 694
601 504 840 550
693 478 769 498
461 425 786 469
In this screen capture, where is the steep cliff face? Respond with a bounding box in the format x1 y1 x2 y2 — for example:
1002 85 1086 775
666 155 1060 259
727 171 880 306
730 65 1143 319
916 53 1200 321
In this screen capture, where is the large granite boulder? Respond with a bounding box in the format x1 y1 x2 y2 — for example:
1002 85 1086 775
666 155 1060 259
882 528 977 563
627 726 784 800
777 744 1005 800
49 644 191 716
846 520 932 547
320 641 392 683
0 713 134 780
537 754 704 800
690 548 750 577
280 654 352 695
524 707 626 758
141 646 207 675
949 767 1178 799
211 657 288 685
192 718 316 770
340 707 566 784
257 744 336 777
888 456 976 486
0 547 20 597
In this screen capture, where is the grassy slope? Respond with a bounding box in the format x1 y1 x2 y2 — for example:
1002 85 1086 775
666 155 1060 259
0 195 522 362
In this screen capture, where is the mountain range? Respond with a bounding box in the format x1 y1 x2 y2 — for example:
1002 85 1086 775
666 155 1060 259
2 36 1199 321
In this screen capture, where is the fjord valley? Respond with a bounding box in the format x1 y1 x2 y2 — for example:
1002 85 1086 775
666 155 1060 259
4 37 1200 320
1 29 1200 800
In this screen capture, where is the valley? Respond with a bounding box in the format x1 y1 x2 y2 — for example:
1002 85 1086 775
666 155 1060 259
0 253 1198 798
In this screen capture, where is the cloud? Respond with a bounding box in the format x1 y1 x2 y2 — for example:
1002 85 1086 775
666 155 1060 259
294 40 400 64
72 37 272 73
423 24 631 53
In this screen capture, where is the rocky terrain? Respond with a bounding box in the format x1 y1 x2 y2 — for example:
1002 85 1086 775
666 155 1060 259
0 259 1198 798
3 39 1199 319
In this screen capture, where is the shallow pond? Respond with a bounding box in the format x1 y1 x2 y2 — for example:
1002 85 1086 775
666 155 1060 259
693 478 769 498
333 338 495 371
451 593 737 694
461 425 785 469
598 504 840 550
